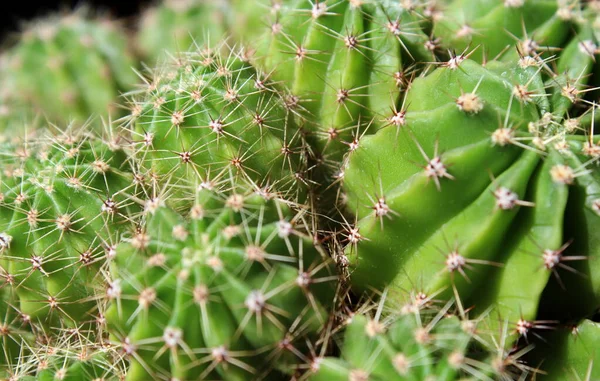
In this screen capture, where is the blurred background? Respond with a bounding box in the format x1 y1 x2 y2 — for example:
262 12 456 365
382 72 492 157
0 1 153 39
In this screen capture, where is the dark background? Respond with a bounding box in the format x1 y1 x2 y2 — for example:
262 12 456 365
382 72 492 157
1 1 152 39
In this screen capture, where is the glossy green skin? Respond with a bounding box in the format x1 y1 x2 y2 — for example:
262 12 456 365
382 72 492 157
105 180 336 381
433 0 561 62
10 14 137 124
230 0 433 160
342 58 600 344
533 320 600 380
138 0 229 63
538 140 600 320
309 312 498 381
129 54 308 208
0 132 135 330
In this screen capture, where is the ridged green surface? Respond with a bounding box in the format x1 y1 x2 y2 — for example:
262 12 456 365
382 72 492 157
309 297 529 381
0 127 137 331
7 11 137 124
231 0 434 160
137 0 229 63
341 56 600 348
105 176 337 380
124 50 309 209
536 319 600 380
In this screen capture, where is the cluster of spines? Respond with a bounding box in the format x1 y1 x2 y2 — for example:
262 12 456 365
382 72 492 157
0 125 141 377
121 45 312 211
308 291 545 381
103 172 340 380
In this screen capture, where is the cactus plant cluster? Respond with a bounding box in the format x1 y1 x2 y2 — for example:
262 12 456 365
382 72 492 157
1 0 600 380
1 9 137 125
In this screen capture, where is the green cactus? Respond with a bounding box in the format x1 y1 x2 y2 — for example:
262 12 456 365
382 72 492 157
431 0 572 63
33 340 128 381
339 53 599 346
309 294 535 381
122 48 309 210
137 0 229 63
6 10 137 124
3 326 128 380
228 0 435 161
104 174 338 380
0 286 35 378
0 125 138 334
536 319 600 380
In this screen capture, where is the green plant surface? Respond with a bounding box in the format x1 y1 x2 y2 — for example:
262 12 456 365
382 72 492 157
105 175 338 380
531 319 600 380
7 10 137 125
0 126 138 332
137 0 229 63
340 56 600 348
308 294 536 381
229 0 434 161
122 49 309 210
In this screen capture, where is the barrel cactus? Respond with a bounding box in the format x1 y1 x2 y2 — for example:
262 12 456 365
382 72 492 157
5 10 137 124
0 125 138 334
339 51 599 345
228 0 435 161
104 175 338 380
122 47 310 209
309 292 535 381
137 0 228 63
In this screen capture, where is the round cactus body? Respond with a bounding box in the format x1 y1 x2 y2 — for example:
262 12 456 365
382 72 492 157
137 0 229 63
340 55 600 347
7 11 137 124
0 127 137 332
308 296 532 381
229 0 434 161
124 49 309 210
105 176 338 380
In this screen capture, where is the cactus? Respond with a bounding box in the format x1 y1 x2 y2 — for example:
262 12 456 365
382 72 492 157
3 327 128 380
0 54 35 134
228 0 435 160
6 10 137 125
339 52 600 346
528 319 600 380
0 286 35 378
122 47 309 210
104 174 338 380
432 0 572 63
2 1 600 380
309 293 536 381
0 125 138 335
137 0 229 63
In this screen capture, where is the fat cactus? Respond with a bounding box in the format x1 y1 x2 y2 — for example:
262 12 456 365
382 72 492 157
229 0 434 161
0 125 138 334
5 10 137 124
1 0 600 380
104 175 338 380
137 0 229 63
123 48 310 209
309 293 535 381
339 53 599 346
